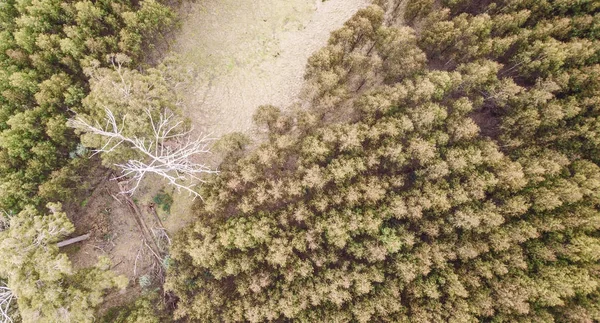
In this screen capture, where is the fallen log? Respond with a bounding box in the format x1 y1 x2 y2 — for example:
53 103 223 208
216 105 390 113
57 233 91 248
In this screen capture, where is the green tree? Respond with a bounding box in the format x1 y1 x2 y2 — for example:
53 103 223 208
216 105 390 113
0 203 127 323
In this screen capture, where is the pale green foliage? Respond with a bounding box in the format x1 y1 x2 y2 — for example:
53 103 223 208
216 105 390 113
0 204 127 323
139 275 152 289
101 293 165 323
167 65 600 321
304 5 426 114
78 54 183 167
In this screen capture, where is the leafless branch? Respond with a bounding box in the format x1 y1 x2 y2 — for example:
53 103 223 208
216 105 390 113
152 227 171 253
70 107 218 199
0 284 14 323
144 239 163 262
134 241 144 277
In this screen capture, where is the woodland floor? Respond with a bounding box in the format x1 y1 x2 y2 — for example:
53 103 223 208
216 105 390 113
65 169 171 315
65 0 369 312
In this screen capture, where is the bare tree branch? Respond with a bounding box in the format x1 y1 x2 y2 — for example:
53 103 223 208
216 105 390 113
0 284 14 323
69 107 218 199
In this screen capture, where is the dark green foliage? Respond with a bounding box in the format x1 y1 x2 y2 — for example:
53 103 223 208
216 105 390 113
153 190 173 214
167 2 600 322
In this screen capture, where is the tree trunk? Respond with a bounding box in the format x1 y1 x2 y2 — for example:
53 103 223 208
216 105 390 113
57 233 91 248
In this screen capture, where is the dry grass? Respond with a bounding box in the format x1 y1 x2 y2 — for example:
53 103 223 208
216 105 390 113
169 0 370 136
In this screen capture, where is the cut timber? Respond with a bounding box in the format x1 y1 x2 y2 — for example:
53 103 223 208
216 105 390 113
57 233 91 248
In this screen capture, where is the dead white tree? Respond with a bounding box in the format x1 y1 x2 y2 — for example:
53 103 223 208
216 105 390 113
69 107 217 198
0 284 14 323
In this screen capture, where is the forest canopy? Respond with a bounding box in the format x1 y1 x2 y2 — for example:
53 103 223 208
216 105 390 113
166 0 600 322
1 0 600 321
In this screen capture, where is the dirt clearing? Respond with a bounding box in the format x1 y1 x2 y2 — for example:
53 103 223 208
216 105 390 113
172 0 370 136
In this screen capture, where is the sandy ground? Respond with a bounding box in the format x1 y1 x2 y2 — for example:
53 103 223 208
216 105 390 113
172 0 370 136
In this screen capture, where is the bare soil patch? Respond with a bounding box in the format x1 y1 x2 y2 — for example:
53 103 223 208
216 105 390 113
64 171 170 315
172 0 370 136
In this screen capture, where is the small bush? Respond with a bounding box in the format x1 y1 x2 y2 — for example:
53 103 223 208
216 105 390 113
152 191 173 213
